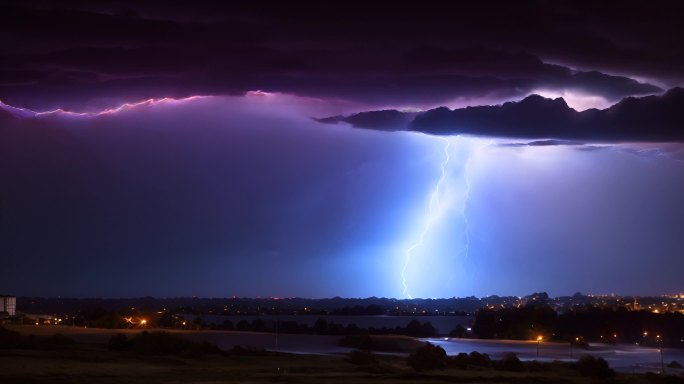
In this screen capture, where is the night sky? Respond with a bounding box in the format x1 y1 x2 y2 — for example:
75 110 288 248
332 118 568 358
1 1 683 298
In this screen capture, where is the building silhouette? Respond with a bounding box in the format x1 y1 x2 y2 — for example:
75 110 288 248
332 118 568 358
1 295 16 316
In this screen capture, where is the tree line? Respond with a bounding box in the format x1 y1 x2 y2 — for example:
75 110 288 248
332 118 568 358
473 304 684 347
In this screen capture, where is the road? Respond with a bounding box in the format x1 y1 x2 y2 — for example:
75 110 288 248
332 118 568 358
427 337 684 374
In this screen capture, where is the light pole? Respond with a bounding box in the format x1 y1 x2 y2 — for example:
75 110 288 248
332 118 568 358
571 337 579 359
657 335 664 374
536 335 543 358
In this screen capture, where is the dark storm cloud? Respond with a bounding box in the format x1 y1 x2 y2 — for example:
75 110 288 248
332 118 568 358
316 110 417 132
0 1 678 110
399 47 661 99
320 88 684 142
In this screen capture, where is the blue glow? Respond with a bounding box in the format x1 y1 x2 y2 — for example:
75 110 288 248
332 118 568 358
460 140 494 261
402 137 453 298
400 137 495 299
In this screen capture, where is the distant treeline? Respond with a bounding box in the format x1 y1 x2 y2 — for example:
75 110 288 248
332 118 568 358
17 296 477 316
18 293 682 318
195 317 438 338
473 304 684 347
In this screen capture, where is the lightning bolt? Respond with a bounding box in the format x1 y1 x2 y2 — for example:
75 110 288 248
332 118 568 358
459 140 494 261
401 137 493 298
0 96 205 119
402 137 453 299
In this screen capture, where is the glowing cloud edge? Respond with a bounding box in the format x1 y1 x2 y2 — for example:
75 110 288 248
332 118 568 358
0 96 208 119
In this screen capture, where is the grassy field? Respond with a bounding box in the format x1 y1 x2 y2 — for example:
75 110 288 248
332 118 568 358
1 325 682 384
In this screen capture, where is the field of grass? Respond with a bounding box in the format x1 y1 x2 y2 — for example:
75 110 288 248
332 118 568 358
1 325 683 384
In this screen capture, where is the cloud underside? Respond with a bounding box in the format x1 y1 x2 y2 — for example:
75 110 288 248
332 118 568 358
318 87 684 142
0 2 680 110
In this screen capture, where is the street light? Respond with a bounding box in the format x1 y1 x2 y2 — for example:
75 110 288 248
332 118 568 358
571 337 579 359
657 335 664 374
536 335 543 358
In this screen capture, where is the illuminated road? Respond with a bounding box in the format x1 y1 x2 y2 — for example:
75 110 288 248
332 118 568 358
426 338 684 374
190 332 684 373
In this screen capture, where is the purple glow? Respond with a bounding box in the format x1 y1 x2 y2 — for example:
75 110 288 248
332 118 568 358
0 96 207 119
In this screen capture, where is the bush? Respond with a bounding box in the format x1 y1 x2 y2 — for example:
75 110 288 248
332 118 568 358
0 327 74 350
108 333 128 350
108 331 221 356
346 350 378 365
449 353 470 369
667 360 683 369
0 327 29 349
449 324 466 338
498 352 525 372
404 319 437 337
468 351 492 367
446 351 493 370
574 355 614 379
407 343 447 371
129 331 192 355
